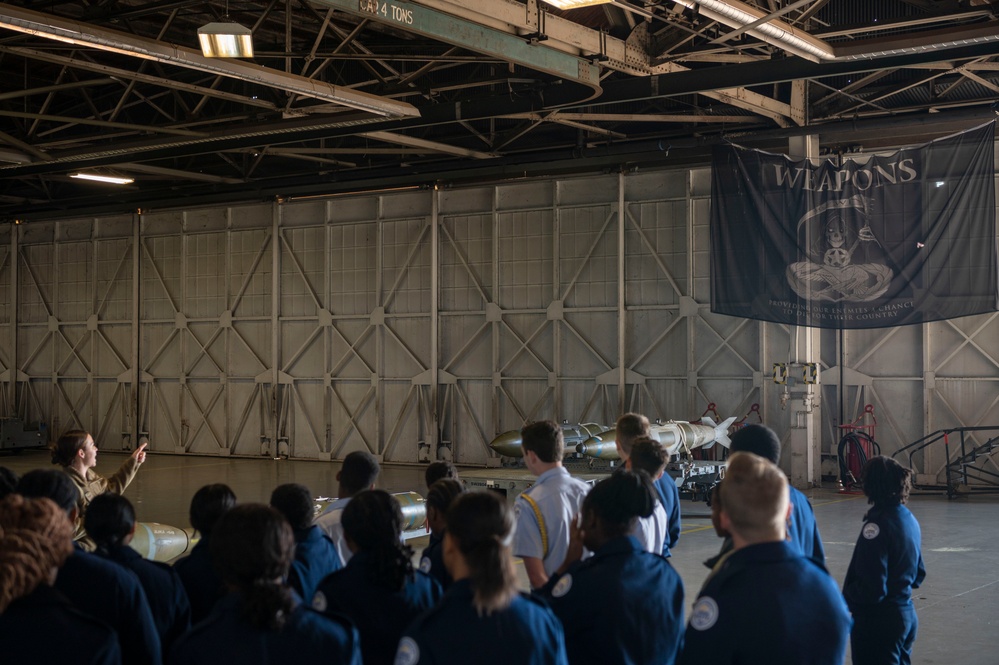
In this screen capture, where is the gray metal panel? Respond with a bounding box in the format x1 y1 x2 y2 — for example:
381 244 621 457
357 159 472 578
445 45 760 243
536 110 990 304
1 160 996 478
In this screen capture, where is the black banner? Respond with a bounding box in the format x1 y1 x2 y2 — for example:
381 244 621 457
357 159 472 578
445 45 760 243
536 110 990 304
710 122 997 328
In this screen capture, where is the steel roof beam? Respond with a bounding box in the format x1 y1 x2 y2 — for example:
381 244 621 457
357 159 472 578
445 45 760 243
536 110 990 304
0 3 418 118
312 0 601 94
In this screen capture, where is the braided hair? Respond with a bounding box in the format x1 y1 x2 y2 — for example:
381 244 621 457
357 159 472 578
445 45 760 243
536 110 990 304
425 479 464 520
446 491 517 616
210 504 295 631
0 495 74 613
341 490 414 592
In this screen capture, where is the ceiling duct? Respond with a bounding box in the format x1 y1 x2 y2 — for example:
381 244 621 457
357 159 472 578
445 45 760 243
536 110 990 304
669 0 999 63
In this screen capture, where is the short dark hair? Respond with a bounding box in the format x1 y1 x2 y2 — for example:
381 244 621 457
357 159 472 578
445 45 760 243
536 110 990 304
862 456 912 507
521 421 563 463
84 492 136 551
339 451 380 497
189 484 236 536
425 462 458 489
17 469 80 514
629 437 668 477
730 424 781 464
269 483 314 531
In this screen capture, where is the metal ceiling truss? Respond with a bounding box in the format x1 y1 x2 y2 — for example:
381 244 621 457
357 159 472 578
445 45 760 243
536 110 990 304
1 0 999 217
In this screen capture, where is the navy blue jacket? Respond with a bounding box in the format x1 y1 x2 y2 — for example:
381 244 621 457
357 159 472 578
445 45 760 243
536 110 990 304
289 525 342 603
418 532 451 590
540 535 685 665
396 579 568 665
169 592 361 665
57 544 162 665
173 538 225 625
679 540 851 665
99 545 192 656
844 503 925 609
313 551 441 665
654 476 682 557
0 584 122 665
788 486 826 564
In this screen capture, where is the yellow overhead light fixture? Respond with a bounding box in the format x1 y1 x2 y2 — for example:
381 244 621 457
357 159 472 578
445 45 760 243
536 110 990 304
541 0 612 8
70 172 135 185
198 21 253 58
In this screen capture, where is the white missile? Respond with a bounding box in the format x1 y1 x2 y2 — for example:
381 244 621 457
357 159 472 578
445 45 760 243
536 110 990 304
488 422 608 458
575 416 738 460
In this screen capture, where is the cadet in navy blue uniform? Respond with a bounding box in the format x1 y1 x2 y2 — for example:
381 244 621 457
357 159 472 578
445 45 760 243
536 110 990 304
418 478 464 590
679 452 851 665
0 494 122 665
173 483 235 624
705 424 825 569
18 469 162 665
270 483 342 601
513 420 590 589
396 491 568 665
313 490 441 665
615 413 681 557
169 503 361 665
539 470 685 665
843 456 926 665
86 492 192 657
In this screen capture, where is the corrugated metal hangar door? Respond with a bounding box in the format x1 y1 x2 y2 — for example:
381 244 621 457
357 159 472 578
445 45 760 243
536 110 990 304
1 163 997 483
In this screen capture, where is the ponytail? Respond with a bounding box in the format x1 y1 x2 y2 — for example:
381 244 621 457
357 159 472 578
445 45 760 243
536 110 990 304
446 492 516 616
211 504 296 631
342 490 413 592
243 579 295 631
51 430 89 468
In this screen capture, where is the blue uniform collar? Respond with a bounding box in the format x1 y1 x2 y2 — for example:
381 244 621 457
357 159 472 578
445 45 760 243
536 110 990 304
443 577 475 601
535 466 570 484
107 544 143 564
727 539 798 565
592 535 644 558
295 525 325 544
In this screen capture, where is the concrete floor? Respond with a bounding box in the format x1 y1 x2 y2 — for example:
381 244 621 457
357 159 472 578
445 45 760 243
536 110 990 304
2 448 996 665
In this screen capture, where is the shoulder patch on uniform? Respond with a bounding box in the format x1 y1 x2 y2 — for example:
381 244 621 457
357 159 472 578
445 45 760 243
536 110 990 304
551 574 573 598
395 637 420 665
862 522 880 540
419 557 432 574
690 597 719 631
312 590 328 613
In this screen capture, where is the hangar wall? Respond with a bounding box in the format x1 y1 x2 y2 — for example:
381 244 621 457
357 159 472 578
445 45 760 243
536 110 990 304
1 164 997 483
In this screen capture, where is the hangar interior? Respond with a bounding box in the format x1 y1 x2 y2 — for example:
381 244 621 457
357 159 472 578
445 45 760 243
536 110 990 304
2 0 999 491
2 1 999 663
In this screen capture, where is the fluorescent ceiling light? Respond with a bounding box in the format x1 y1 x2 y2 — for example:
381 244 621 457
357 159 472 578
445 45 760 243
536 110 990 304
70 172 134 185
542 0 612 9
198 22 253 58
